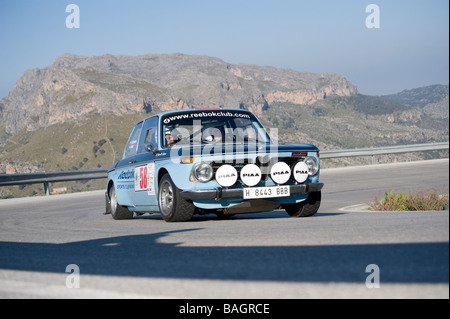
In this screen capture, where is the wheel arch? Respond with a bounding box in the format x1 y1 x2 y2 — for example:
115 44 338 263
155 161 193 191
158 167 169 185
106 179 115 201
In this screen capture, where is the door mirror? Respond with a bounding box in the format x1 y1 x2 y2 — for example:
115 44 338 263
145 143 157 154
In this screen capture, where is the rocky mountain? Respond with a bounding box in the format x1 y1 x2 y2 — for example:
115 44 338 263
0 53 357 136
381 84 449 110
381 85 449 123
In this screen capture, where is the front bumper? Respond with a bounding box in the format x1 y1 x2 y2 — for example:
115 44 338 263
180 182 324 201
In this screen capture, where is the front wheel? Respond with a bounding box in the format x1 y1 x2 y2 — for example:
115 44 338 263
158 174 195 222
284 191 321 217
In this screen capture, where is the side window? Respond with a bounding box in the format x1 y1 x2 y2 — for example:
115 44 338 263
123 122 143 159
144 128 153 143
138 117 158 154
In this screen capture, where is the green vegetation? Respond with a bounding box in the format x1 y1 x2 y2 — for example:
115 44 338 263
348 94 409 115
370 190 449 211
259 98 379 149
381 84 449 109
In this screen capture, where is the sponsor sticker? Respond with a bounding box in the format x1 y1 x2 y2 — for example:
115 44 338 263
134 164 155 194
163 111 251 124
147 163 155 195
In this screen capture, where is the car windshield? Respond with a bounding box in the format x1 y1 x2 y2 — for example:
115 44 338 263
161 110 270 148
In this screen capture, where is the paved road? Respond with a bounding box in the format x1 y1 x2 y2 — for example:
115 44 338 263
0 159 448 299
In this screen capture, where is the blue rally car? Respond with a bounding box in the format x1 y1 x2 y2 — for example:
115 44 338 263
105 109 324 222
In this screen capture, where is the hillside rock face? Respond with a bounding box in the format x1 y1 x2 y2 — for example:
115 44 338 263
0 53 357 135
381 85 449 121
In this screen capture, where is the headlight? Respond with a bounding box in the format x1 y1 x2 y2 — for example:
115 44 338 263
193 162 213 182
304 156 319 176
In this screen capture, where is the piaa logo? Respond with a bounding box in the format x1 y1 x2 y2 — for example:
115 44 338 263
273 170 289 175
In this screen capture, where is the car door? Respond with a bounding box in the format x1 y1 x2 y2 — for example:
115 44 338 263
131 116 159 211
112 121 144 208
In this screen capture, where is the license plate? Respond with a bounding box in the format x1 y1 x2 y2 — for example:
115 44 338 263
243 186 290 199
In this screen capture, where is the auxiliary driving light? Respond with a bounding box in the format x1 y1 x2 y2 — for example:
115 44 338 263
240 164 262 187
270 162 291 184
293 161 309 183
215 164 238 187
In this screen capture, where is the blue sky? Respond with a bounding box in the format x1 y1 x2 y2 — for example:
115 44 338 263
0 0 448 98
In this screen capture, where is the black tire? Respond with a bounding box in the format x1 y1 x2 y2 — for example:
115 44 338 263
284 191 321 217
105 191 111 215
109 186 134 220
158 174 195 222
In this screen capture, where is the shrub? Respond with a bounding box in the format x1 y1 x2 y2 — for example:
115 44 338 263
370 190 449 211
98 139 107 147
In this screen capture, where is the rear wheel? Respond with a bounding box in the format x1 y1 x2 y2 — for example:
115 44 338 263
284 191 321 217
158 174 195 222
109 186 134 220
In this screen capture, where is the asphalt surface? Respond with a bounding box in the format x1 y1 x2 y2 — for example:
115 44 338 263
0 159 448 299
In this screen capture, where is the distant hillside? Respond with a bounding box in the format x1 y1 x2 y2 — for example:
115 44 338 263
0 53 448 198
380 85 449 124
381 84 449 109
